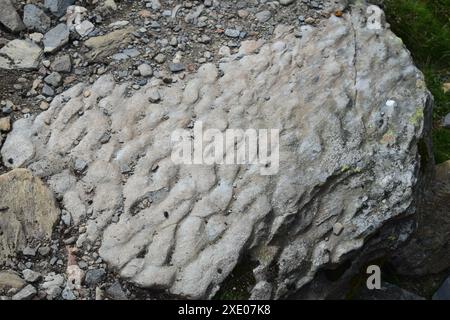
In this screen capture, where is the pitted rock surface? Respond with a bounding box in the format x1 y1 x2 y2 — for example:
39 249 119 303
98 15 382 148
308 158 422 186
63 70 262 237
1 6 432 299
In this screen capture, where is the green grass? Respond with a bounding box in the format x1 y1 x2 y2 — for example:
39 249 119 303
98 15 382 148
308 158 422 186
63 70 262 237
384 0 450 164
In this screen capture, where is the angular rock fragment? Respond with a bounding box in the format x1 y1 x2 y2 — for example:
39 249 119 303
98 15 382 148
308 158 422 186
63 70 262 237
43 23 70 53
23 4 51 33
44 0 75 17
0 0 25 32
0 40 42 70
51 54 72 73
12 284 37 300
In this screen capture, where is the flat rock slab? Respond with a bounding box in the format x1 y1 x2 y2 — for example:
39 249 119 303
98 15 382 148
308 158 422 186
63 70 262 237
84 26 135 62
43 23 70 53
1 6 431 299
0 169 59 264
0 271 26 293
0 40 42 70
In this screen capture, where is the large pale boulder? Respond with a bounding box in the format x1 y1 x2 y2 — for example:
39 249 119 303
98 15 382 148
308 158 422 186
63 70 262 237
1 4 433 299
0 169 59 264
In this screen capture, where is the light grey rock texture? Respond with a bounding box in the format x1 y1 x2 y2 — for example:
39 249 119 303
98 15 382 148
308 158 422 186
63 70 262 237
0 0 25 32
44 0 75 17
41 273 65 300
12 284 37 300
1 5 433 299
0 40 42 70
43 23 70 53
23 4 51 33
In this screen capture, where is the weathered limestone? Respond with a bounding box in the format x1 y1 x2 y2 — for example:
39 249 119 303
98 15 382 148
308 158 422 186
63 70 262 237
0 169 59 264
1 6 432 299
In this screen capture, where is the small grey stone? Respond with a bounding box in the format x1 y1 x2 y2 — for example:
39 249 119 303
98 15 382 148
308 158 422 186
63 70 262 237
22 247 36 256
112 48 140 61
85 268 106 286
44 72 62 87
169 63 185 73
154 53 166 64
74 158 87 172
12 284 36 300
44 0 75 17
280 0 295 5
106 281 127 300
51 55 71 73
148 0 161 11
23 4 51 33
38 247 51 256
63 236 76 245
43 23 70 53
42 84 55 96
198 34 211 44
255 11 272 23
147 89 161 103
75 20 95 37
62 286 76 300
22 269 41 283
138 63 153 77
0 0 25 33
224 29 240 38
333 222 344 236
